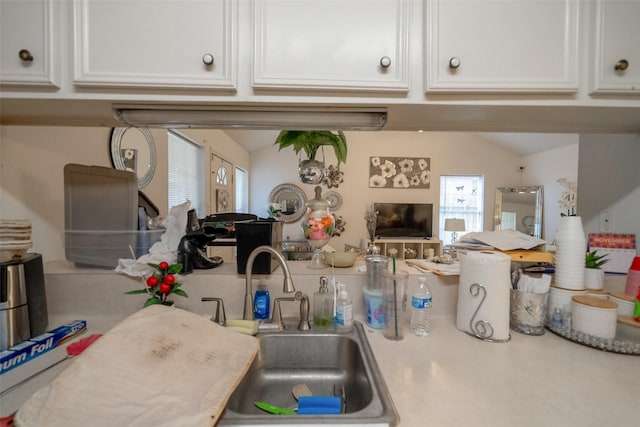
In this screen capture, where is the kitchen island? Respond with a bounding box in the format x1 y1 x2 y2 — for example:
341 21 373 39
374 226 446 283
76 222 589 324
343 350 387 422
2 261 637 426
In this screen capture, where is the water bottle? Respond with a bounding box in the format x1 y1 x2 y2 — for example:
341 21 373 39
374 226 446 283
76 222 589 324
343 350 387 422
410 277 432 337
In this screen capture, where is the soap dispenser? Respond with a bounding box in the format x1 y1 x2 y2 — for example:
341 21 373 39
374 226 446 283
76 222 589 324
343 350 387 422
314 276 334 330
254 280 270 320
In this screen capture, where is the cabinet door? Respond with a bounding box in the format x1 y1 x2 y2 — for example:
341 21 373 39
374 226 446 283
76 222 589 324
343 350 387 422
253 0 409 92
0 0 59 87
73 0 237 90
426 0 579 93
591 0 640 94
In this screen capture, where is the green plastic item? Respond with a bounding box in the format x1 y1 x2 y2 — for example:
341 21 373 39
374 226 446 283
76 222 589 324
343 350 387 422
254 401 296 415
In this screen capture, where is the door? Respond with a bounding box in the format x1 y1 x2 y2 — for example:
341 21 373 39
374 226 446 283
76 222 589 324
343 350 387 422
211 153 233 214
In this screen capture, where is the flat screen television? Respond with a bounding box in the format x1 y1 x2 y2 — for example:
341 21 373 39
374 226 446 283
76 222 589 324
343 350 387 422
374 203 433 239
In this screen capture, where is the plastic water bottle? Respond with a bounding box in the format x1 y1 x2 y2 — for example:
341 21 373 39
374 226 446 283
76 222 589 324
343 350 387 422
410 277 432 337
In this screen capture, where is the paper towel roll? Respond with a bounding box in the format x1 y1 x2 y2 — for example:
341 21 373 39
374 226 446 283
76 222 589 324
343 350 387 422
456 251 512 342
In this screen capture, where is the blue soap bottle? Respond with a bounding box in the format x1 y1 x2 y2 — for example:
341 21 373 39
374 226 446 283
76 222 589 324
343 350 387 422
254 280 270 320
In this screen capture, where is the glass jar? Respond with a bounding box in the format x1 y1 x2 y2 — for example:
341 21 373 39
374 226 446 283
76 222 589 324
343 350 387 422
301 186 335 268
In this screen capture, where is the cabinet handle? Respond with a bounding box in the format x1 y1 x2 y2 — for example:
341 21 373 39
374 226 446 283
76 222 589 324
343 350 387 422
202 53 214 66
614 59 629 71
379 56 391 68
19 49 34 62
449 57 461 69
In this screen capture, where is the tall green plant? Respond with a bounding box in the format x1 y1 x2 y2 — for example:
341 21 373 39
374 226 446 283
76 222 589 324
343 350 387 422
274 131 347 166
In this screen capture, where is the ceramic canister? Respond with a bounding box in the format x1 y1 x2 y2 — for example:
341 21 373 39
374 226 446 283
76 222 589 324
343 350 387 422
571 295 618 340
609 292 635 317
548 285 587 320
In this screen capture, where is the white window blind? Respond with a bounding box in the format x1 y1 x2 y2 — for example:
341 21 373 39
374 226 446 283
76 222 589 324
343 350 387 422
439 175 484 244
168 131 205 217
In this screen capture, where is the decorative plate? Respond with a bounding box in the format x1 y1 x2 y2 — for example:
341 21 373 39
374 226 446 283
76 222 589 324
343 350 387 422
268 183 307 223
324 191 342 211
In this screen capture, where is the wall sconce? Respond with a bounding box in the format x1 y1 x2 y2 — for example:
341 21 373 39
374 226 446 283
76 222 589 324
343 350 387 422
445 218 466 244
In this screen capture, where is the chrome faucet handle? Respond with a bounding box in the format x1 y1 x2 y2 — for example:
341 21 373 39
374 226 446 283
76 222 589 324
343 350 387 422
272 296 295 331
201 297 226 326
298 293 312 331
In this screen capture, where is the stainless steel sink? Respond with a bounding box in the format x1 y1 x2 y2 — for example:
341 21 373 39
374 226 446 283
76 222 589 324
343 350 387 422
218 321 399 426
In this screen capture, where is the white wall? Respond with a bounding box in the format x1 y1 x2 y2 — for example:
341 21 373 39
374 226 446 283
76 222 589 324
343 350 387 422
521 141 580 241
0 126 249 263
249 131 529 250
578 134 640 255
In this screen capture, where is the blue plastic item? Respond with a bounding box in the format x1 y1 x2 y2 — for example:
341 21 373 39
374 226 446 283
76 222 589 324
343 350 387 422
297 396 342 415
254 287 270 319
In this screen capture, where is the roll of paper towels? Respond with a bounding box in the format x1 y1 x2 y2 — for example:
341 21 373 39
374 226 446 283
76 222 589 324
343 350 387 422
456 251 512 342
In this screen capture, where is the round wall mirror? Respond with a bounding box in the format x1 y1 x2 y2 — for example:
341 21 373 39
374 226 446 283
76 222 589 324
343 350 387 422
110 127 157 189
268 183 307 223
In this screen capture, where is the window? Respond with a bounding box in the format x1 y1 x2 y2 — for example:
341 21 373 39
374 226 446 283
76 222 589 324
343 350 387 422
235 166 249 213
439 175 484 244
168 131 205 217
500 211 517 231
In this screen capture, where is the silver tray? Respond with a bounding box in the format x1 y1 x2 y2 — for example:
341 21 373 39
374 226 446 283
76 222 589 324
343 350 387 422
545 321 640 356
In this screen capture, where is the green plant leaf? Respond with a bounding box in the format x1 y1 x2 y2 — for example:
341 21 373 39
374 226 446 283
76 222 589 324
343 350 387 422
144 297 161 307
274 130 347 165
585 250 609 268
124 289 148 295
173 288 189 298
168 263 183 274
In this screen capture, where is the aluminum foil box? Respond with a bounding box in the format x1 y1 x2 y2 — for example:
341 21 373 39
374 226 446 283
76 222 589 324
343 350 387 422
0 320 87 376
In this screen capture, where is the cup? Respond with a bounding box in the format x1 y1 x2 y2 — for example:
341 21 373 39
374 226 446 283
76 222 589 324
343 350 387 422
624 256 640 296
510 289 549 336
365 255 390 292
363 287 384 329
382 269 408 340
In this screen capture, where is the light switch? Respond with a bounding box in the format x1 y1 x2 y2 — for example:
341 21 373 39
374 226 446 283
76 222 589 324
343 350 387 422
599 210 614 232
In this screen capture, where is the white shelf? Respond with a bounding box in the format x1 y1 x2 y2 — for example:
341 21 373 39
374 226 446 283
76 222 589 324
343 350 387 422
374 239 443 259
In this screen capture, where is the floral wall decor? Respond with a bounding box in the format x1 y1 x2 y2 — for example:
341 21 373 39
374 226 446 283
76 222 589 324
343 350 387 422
369 156 431 189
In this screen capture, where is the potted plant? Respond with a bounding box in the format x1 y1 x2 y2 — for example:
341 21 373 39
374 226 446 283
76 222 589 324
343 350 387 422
584 250 609 290
274 131 347 184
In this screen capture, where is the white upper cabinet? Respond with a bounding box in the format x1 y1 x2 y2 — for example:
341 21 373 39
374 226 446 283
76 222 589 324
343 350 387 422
252 0 410 92
72 0 237 90
426 0 580 93
591 0 640 95
0 0 60 88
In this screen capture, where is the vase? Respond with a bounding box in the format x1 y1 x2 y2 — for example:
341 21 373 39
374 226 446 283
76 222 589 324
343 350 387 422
584 268 604 290
554 216 586 290
298 159 326 184
301 186 334 268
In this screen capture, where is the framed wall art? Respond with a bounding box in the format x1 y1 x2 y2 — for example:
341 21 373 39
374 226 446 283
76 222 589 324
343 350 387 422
369 156 431 189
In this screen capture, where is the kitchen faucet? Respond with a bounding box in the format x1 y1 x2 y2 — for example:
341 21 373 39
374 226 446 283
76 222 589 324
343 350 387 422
243 245 296 320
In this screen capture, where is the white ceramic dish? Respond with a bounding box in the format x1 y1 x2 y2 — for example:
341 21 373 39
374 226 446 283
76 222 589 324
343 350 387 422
572 295 618 340
323 251 358 268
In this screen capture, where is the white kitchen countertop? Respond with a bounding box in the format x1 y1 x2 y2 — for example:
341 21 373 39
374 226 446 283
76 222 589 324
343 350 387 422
2 261 638 425
365 315 638 427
